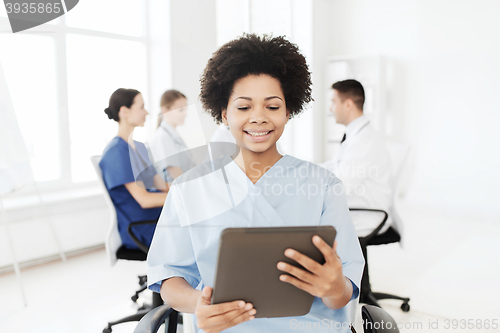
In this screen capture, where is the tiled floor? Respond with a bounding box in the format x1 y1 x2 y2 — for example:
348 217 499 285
0 203 499 333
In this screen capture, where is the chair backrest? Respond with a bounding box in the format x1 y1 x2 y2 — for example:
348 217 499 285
90 155 122 266
362 305 400 332
385 141 412 241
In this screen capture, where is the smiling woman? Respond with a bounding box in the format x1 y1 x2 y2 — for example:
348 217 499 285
200 34 313 183
223 75 288 162
147 34 364 333
200 34 312 124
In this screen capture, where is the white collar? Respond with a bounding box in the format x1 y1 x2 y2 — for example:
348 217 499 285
160 120 181 140
345 115 369 139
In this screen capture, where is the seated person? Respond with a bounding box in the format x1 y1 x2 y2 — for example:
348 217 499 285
100 88 168 250
149 89 194 183
321 79 393 237
147 34 364 332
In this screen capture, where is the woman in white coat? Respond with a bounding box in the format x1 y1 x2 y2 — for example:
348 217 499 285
149 90 194 183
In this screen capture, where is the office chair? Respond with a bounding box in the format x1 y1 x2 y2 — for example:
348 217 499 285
353 208 410 312
361 305 400 332
133 302 400 333
351 141 412 312
90 155 179 333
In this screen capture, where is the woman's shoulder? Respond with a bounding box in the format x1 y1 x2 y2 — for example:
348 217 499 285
102 137 125 153
149 126 175 149
101 137 130 162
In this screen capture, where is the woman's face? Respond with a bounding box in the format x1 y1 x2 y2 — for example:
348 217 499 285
122 93 148 127
162 97 188 127
222 74 289 154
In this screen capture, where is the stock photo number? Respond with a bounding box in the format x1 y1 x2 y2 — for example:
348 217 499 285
442 319 498 330
5 2 61 14
4 0 78 33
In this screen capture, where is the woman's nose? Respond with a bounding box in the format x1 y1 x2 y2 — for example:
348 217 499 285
250 106 268 123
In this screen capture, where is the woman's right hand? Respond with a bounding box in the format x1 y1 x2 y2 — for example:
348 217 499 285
194 286 256 333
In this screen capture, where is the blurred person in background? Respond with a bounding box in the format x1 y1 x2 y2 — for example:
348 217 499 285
149 89 194 183
100 88 168 250
322 79 392 237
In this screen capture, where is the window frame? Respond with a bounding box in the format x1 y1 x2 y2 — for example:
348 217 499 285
0 1 153 195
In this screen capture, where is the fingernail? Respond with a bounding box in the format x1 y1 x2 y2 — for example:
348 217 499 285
239 301 245 308
279 275 286 281
285 249 294 257
245 303 253 310
249 316 255 320
277 262 286 269
249 309 257 315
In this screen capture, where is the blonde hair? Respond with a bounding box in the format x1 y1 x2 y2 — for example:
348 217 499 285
157 89 187 128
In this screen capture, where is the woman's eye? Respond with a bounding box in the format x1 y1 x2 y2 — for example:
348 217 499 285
238 107 249 110
268 106 280 110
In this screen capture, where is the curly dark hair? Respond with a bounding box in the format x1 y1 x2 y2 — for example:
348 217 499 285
200 33 312 124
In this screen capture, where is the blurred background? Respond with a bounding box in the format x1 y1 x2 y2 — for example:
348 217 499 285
0 0 499 332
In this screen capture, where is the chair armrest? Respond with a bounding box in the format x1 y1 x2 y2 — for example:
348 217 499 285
361 304 399 332
133 304 177 333
349 208 388 244
127 220 158 254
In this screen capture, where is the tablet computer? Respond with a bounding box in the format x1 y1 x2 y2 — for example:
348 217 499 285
211 225 337 318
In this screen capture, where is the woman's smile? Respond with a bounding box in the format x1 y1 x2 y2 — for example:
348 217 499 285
223 74 288 154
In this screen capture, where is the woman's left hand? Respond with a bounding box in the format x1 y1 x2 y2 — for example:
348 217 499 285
276 236 352 308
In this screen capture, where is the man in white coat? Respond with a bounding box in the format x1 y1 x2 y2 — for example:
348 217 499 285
322 79 393 237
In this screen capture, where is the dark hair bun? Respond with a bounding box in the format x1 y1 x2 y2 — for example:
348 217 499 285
104 107 113 120
105 88 140 122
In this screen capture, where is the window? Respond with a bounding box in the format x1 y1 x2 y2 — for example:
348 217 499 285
0 1 152 190
64 0 143 37
66 35 148 182
0 35 59 182
215 0 313 160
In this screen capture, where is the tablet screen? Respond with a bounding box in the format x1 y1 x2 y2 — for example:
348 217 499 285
212 225 337 318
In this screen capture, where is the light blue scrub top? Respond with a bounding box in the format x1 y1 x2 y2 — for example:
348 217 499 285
100 137 161 250
147 155 364 332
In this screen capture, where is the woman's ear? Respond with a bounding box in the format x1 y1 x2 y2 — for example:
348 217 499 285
118 105 128 121
285 109 290 124
221 109 228 126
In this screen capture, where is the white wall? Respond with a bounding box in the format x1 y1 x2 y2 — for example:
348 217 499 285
170 0 220 147
310 0 336 163
325 0 500 216
0 192 108 270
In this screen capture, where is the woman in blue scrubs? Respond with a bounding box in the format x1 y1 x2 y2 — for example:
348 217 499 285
147 35 364 332
100 88 168 250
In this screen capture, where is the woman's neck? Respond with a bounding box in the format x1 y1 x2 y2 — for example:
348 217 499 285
117 123 135 148
234 146 282 184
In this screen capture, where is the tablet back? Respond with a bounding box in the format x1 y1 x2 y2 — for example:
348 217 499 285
212 226 337 318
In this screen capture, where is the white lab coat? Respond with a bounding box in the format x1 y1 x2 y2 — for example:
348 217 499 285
148 120 194 183
322 115 393 237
